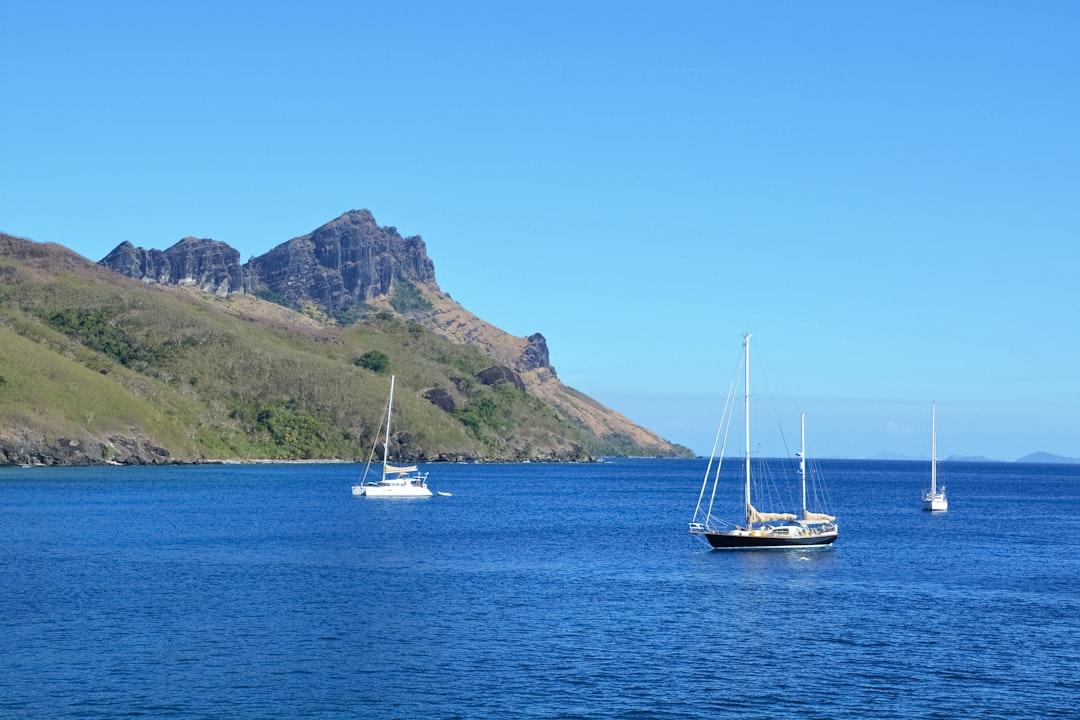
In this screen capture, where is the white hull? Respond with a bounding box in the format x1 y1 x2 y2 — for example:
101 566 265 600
353 481 432 498
922 491 947 512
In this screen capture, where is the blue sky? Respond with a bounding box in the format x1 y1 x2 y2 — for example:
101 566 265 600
3 1 1078 460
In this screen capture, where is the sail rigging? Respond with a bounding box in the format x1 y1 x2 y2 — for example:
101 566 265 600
689 334 838 549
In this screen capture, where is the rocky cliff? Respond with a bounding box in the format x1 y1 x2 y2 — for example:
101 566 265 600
245 209 438 311
100 237 249 296
102 210 438 311
0 431 173 467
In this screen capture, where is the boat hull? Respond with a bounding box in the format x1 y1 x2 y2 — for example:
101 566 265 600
699 530 838 549
352 484 432 498
922 493 947 512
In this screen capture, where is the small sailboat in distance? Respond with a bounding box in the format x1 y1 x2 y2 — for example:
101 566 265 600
921 403 947 512
689 334 838 549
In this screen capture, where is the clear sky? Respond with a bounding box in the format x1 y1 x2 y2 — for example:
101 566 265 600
3 1 1078 460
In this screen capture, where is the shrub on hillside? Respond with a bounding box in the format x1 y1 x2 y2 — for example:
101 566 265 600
353 350 390 372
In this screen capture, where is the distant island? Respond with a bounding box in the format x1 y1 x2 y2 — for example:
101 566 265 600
871 451 1080 464
1014 452 1080 464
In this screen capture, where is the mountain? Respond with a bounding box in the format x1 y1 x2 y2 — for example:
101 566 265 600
1 216 690 465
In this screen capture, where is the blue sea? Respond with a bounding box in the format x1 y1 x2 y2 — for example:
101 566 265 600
1 458 1078 719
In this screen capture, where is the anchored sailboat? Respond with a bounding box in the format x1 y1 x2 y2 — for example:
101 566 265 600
352 375 432 498
689 334 838 549
921 403 947 512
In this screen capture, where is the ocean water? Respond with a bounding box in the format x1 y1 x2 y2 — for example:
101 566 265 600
1 458 1078 719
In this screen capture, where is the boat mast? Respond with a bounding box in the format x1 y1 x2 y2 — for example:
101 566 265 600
930 402 937 495
382 374 395 482
800 412 807 518
743 334 751 526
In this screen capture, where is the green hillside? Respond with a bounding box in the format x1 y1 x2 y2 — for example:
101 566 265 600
0 234 686 464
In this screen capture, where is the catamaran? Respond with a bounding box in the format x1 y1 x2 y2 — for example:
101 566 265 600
689 334 838 549
352 375 432 498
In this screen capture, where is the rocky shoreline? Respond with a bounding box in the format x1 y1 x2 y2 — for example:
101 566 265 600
0 434 175 467
0 436 594 467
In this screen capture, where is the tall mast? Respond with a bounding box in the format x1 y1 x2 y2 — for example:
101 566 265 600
744 334 752 526
930 402 937 495
382 374 396 481
800 412 807 518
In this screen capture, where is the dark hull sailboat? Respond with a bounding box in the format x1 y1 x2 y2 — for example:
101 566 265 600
696 526 838 549
689 334 838 550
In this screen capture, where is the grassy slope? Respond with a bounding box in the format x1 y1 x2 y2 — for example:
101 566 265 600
0 324 200 455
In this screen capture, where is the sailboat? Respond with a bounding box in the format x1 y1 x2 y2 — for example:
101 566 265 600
689 334 838 549
921 403 947 512
352 375 432 498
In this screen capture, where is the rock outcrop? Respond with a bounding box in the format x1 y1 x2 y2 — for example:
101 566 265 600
245 210 437 312
477 366 527 391
423 387 456 413
516 333 554 375
100 237 249 296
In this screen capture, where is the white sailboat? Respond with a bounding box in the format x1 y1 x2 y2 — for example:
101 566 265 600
352 375 432 498
921 403 947 512
689 334 838 549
